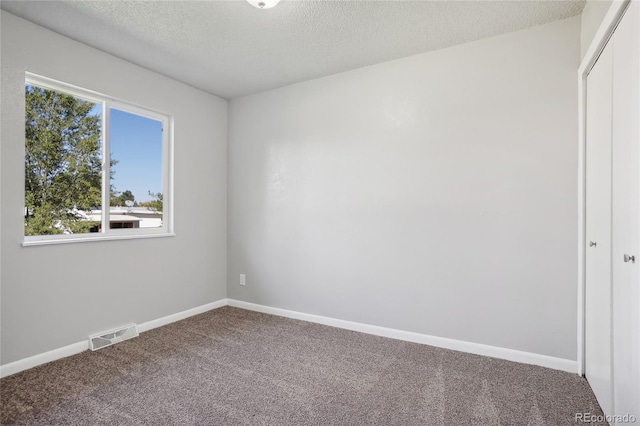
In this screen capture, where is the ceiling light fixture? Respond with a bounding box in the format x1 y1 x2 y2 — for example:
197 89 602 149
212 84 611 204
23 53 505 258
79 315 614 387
247 0 281 9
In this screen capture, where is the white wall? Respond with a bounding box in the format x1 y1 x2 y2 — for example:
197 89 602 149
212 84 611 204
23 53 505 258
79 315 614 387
581 0 615 59
0 11 228 364
228 17 580 360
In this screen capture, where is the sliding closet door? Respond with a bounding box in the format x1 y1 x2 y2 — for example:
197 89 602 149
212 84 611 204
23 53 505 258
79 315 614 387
612 1 640 418
585 39 613 416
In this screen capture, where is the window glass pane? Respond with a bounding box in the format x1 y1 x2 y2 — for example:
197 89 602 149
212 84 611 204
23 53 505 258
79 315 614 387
109 108 163 229
23 75 171 244
24 84 102 236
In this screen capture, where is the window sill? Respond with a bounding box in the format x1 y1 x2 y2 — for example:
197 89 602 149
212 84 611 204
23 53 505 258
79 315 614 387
22 232 176 247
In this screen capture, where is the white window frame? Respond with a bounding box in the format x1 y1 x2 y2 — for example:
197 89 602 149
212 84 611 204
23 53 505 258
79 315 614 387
23 73 174 246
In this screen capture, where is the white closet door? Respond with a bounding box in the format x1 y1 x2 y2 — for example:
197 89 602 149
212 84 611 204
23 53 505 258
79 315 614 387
612 1 640 419
585 39 614 416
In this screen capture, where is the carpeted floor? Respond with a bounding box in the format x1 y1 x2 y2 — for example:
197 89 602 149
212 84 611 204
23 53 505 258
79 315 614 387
1 306 605 425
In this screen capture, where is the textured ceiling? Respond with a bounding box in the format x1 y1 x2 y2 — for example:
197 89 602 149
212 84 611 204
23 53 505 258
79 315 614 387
1 0 585 99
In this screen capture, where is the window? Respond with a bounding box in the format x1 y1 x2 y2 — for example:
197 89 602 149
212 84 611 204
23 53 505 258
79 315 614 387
23 73 172 245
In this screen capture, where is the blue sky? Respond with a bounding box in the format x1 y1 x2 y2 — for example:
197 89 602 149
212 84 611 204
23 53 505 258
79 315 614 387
108 108 163 203
88 104 163 203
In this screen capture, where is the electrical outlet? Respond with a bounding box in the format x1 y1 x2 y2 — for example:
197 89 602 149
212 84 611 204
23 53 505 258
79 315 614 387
239 274 246 286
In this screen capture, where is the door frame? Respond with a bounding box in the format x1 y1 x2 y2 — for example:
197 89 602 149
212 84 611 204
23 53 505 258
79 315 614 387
577 0 631 376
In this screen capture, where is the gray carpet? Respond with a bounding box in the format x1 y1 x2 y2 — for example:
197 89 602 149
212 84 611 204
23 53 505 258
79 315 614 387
1 306 605 425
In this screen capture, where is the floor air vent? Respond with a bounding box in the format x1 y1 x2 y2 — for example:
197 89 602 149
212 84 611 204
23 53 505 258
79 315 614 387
89 324 139 351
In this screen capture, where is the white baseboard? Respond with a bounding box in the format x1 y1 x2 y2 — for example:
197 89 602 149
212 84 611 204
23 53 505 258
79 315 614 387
0 298 229 378
227 299 578 374
136 299 228 333
1 297 577 378
0 340 89 379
